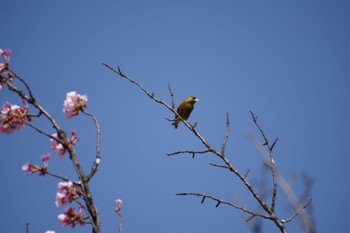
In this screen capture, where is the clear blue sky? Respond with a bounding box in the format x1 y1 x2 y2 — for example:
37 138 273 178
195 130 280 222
1 1 349 232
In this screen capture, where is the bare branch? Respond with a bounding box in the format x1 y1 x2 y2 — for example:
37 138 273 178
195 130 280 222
167 149 211 158
82 109 101 182
168 82 175 110
10 69 35 102
271 138 279 151
277 172 315 233
105 64 306 233
209 163 231 170
283 199 313 223
244 169 251 178
221 112 230 155
45 170 79 184
249 111 278 212
25 122 65 145
248 128 315 232
117 212 123 233
176 192 271 219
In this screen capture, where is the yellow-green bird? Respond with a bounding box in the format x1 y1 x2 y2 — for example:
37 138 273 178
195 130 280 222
172 96 199 129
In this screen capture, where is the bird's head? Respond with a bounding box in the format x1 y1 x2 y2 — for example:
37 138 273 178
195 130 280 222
185 96 199 104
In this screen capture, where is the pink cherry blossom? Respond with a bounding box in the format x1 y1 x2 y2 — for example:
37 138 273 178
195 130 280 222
0 49 12 57
58 213 69 226
115 199 123 212
55 192 69 207
0 62 13 89
50 133 66 159
58 207 85 227
22 162 37 175
41 153 51 162
0 102 30 134
63 91 87 119
68 129 80 145
0 48 12 84
0 63 4 73
58 181 73 190
56 181 81 207
22 162 47 176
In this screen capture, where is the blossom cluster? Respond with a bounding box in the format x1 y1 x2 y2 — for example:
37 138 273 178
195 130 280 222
58 206 85 227
55 181 82 207
22 154 51 176
50 130 80 159
1 48 91 229
0 48 13 90
0 102 30 134
63 91 87 118
55 181 85 227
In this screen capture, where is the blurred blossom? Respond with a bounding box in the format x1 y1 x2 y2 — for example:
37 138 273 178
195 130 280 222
56 181 81 207
115 199 123 212
0 102 30 134
41 153 51 162
0 49 12 57
50 133 66 159
55 192 69 207
63 91 87 119
58 206 85 227
0 49 12 81
22 162 37 175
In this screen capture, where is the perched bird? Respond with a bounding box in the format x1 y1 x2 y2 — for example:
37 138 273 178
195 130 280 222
172 96 199 129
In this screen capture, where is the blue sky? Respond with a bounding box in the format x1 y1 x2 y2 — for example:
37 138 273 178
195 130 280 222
1 1 349 232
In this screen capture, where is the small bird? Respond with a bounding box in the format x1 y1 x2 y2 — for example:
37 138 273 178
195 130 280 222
172 96 199 129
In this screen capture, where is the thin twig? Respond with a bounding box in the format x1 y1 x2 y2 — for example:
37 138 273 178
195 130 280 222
248 129 314 232
10 69 35 102
250 111 278 212
221 112 230 155
25 122 65 145
117 212 123 233
167 149 211 158
277 172 315 232
82 109 101 182
168 82 175 110
176 192 271 219
209 163 231 170
244 169 251 178
283 199 313 223
45 170 79 184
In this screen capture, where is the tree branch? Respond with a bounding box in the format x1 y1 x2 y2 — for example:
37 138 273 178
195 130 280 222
250 111 278 211
82 109 101 182
104 63 315 233
176 192 271 219
167 149 211 158
221 112 230 155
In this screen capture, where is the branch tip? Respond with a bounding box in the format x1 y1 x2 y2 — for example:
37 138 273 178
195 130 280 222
271 138 279 151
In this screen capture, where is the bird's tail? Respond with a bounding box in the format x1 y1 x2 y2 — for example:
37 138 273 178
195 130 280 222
172 120 180 129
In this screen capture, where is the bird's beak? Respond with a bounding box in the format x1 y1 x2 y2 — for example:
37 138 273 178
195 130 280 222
195 98 199 102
